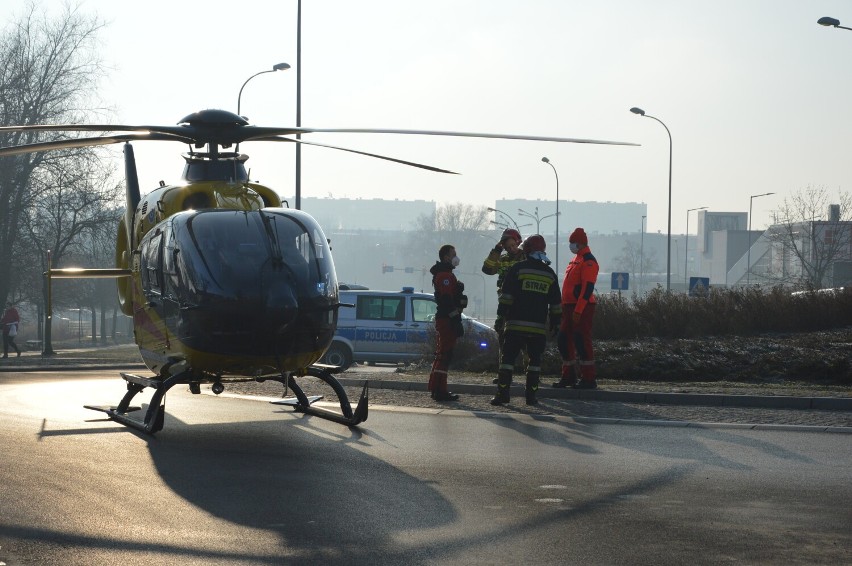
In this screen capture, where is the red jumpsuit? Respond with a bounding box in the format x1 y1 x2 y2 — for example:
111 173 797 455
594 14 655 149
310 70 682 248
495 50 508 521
560 245 599 383
428 261 464 397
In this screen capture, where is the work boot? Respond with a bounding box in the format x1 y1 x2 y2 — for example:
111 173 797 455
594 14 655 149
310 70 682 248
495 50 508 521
525 391 538 405
490 391 510 406
552 378 576 388
434 391 459 402
572 380 597 390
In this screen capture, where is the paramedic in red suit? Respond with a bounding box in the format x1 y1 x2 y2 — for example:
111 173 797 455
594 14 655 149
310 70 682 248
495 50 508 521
554 227 599 389
428 244 467 402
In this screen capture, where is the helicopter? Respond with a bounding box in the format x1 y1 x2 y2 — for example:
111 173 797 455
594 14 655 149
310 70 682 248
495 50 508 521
0 108 636 434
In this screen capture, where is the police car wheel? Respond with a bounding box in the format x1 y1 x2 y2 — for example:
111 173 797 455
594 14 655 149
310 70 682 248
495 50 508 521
323 342 352 369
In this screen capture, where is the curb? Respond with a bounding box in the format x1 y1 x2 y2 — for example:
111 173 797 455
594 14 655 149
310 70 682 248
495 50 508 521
3 364 849 412
336 378 852 411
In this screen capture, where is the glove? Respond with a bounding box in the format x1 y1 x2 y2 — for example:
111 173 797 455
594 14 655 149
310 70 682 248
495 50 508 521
458 294 468 309
549 319 560 337
494 318 505 334
572 311 582 325
453 317 464 337
493 244 503 253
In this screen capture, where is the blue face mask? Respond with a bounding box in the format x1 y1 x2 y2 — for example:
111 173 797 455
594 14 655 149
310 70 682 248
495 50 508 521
569 242 581 254
528 251 551 264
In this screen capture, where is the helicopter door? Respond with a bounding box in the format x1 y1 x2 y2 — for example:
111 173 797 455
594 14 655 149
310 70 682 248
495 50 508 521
137 230 169 348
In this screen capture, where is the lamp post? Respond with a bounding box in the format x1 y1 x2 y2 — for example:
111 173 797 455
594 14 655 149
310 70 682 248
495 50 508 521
237 62 290 116
630 107 673 291
296 0 303 209
818 16 852 31
640 215 646 293
487 207 521 231
518 207 560 236
685 206 708 286
747 192 775 285
541 157 560 272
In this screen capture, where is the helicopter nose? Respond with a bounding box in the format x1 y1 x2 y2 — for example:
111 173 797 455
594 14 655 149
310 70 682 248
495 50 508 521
264 279 299 332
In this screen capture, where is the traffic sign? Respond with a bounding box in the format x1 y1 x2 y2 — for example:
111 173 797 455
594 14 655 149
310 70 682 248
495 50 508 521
689 277 710 297
611 272 629 291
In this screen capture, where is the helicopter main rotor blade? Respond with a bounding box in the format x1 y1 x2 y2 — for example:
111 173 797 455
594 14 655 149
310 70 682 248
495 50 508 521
255 136 460 174
0 132 196 157
283 127 640 146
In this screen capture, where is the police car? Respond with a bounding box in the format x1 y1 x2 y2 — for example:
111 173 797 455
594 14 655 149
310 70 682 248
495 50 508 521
320 286 497 368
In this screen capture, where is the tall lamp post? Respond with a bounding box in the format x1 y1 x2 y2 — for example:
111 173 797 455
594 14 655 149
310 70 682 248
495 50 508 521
237 62 290 116
640 215 646 293
630 107 673 291
747 192 775 285
541 157 560 272
818 16 852 31
685 206 708 286
487 207 521 231
296 0 303 209
518 207 560 236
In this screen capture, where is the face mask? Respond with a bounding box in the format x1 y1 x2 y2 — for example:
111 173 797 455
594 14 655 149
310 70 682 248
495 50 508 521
569 242 581 254
451 256 461 267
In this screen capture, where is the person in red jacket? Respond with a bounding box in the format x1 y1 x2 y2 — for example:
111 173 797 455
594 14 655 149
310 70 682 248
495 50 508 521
428 245 467 401
2 303 22 358
553 228 599 389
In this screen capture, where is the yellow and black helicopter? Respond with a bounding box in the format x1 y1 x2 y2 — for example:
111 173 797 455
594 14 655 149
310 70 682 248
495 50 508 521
0 109 635 433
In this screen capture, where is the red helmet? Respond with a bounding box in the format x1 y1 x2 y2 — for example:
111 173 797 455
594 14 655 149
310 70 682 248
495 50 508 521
521 234 546 254
500 228 522 244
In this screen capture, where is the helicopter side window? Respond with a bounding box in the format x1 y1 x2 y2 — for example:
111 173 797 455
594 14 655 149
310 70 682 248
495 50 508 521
141 232 164 296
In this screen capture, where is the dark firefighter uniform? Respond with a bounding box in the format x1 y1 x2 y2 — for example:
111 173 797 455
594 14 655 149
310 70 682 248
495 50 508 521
491 235 561 406
428 256 466 401
481 228 525 339
556 227 599 389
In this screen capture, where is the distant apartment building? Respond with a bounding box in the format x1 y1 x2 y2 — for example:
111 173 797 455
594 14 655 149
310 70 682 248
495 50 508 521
292 197 435 231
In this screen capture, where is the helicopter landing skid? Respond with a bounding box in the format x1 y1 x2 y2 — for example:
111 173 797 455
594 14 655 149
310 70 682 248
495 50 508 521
85 371 189 435
269 366 368 427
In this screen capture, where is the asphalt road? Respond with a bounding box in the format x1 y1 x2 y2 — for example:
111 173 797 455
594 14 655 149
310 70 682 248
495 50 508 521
1 371 850 565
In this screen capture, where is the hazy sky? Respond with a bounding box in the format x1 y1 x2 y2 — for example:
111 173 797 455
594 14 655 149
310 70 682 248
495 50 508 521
3 0 851 235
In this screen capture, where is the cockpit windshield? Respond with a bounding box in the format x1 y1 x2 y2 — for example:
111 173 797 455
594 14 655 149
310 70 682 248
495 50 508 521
169 209 335 303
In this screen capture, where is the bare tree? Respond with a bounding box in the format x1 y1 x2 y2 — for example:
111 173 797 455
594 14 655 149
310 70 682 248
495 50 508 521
612 240 659 287
766 185 852 289
0 3 107 306
405 202 493 318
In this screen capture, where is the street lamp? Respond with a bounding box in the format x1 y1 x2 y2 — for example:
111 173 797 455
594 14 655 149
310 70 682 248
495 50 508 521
296 0 303 209
236 62 290 116
685 206 708 286
541 157 560 272
818 16 852 31
747 192 775 285
517 207 560 236
640 215 646 293
630 107 673 291
487 207 521 231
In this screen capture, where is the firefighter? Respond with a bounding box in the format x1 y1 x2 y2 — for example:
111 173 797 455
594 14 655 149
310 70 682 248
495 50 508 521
482 227 526 381
554 227 599 389
490 235 561 406
428 244 467 402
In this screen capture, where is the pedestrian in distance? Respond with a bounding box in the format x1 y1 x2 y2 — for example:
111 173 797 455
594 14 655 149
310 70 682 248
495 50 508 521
490 235 562 406
2 302 22 358
482 228 526 383
428 245 467 402
553 227 599 389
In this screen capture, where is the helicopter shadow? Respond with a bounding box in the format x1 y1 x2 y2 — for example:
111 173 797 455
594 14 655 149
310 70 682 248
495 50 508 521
142 409 457 565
